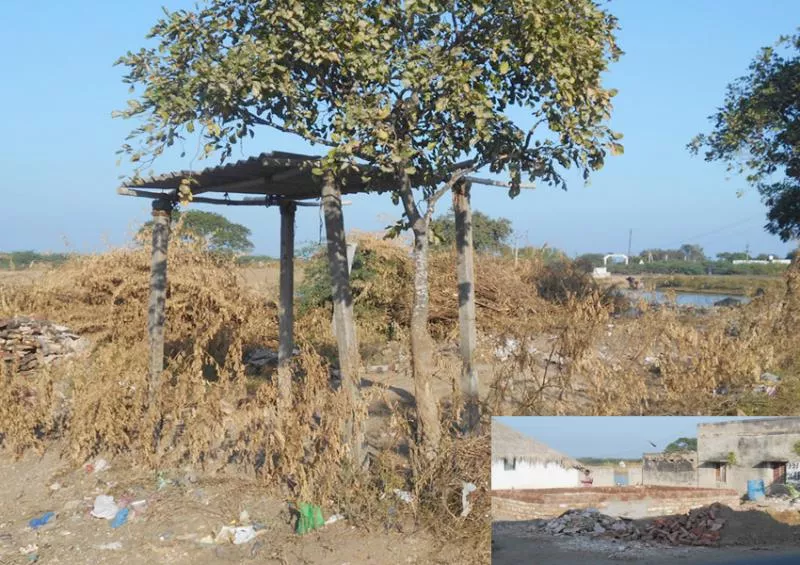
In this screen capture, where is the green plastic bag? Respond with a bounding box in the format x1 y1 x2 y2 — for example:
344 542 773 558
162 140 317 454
295 503 324 535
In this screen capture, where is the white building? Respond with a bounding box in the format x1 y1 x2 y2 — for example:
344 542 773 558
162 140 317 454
492 421 583 490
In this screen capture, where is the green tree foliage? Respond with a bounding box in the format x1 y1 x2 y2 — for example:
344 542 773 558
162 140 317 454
664 437 697 452
139 210 254 254
609 260 786 276
640 244 705 262
430 210 512 254
0 251 70 270
691 31 800 242
574 253 606 270
679 243 706 262
640 248 683 262
717 251 750 262
116 0 622 454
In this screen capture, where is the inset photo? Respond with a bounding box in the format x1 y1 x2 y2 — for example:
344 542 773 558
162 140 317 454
492 416 800 565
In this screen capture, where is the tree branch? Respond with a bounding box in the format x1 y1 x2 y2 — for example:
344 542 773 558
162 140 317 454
424 183 452 221
464 176 536 189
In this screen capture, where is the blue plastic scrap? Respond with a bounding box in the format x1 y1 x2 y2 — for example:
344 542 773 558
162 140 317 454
111 508 129 529
28 512 55 530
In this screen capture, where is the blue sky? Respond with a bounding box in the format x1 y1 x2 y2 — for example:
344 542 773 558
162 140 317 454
1 1 798 258
495 416 776 459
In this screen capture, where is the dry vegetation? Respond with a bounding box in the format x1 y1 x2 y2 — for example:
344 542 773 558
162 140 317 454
481 256 800 417
0 238 489 562
1 234 798 561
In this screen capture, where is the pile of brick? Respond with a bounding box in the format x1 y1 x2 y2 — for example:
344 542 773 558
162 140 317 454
540 504 728 547
541 509 641 539
0 317 89 373
643 503 726 546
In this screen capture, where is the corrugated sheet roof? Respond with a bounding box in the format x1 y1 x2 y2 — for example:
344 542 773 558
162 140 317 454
124 151 390 200
492 421 582 468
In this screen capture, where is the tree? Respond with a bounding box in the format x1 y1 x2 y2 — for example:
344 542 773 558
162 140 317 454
664 437 697 452
430 210 512 254
574 253 605 272
640 248 681 262
717 251 749 262
139 210 254 254
691 31 800 242
116 0 622 456
679 243 705 262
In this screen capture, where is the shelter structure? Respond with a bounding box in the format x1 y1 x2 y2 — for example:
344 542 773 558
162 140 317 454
118 151 486 460
491 421 584 489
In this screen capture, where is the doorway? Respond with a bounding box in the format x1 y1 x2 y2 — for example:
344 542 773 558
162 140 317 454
771 462 787 484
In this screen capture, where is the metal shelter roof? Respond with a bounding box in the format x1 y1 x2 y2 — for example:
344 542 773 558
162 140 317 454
118 151 391 204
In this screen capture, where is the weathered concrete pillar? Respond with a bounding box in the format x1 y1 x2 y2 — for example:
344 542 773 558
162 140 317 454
453 180 479 433
148 198 172 405
322 171 365 467
277 201 296 411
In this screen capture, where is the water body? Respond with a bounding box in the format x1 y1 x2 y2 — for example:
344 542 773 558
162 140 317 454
622 290 751 308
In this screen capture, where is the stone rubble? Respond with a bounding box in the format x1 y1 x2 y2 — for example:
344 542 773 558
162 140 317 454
539 504 728 547
0 317 89 373
541 509 642 541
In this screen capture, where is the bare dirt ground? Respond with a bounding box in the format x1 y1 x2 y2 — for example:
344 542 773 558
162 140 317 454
492 521 800 565
0 446 449 565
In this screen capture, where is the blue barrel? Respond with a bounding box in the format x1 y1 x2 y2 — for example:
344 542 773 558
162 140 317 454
747 479 766 500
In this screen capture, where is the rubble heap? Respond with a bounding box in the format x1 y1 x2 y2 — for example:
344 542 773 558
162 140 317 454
644 504 726 546
541 509 641 540
0 317 89 373
540 504 728 547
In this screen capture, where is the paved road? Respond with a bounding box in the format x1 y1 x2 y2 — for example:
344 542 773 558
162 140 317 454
492 525 800 565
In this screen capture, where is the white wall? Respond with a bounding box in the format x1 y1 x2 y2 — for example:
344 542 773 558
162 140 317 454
492 460 580 490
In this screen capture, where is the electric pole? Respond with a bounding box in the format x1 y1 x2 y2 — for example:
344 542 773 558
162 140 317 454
627 229 632 257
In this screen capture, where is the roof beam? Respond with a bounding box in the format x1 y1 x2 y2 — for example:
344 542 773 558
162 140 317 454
117 186 322 207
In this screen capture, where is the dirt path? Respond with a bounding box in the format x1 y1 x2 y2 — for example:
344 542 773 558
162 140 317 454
0 446 460 565
493 522 800 565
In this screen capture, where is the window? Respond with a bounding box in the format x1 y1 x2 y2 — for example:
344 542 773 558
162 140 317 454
504 458 516 471
714 463 727 483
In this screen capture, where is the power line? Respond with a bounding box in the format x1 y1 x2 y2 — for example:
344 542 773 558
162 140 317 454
651 214 763 251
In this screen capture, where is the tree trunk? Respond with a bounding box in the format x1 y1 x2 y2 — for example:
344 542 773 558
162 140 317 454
397 169 442 459
410 226 442 456
322 172 366 468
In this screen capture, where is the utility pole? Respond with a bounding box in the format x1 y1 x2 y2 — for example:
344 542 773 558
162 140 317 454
627 229 632 258
512 230 528 269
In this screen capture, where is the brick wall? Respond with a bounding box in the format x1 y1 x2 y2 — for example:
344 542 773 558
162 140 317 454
492 486 739 521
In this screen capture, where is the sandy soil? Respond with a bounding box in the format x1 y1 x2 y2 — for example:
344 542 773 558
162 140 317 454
0 445 463 565
492 521 800 565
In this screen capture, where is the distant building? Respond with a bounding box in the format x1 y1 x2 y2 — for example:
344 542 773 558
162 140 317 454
732 255 791 265
697 418 800 495
585 462 643 486
491 421 583 490
642 451 698 487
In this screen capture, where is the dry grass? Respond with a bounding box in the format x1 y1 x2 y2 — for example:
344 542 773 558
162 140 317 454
485 259 800 416
0 239 488 561
1 236 797 562
0 242 354 505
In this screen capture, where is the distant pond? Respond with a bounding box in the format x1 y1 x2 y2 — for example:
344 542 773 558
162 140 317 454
621 290 751 308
